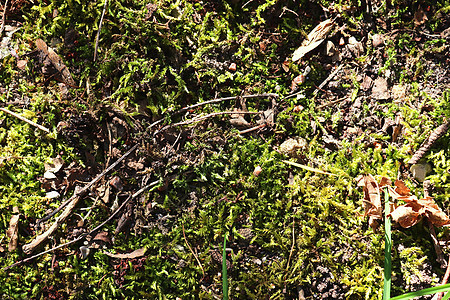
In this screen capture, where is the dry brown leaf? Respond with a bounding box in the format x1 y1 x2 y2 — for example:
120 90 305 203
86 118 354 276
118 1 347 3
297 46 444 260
389 204 422 228
357 174 382 230
379 176 392 188
394 180 411 196
389 196 450 228
418 197 450 227
6 208 20 251
103 247 147 259
292 19 334 62
35 39 76 87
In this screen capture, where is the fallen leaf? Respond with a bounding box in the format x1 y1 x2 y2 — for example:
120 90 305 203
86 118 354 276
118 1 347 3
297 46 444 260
103 247 147 259
44 156 64 173
389 204 421 228
357 174 382 230
389 196 450 228
292 19 334 62
35 39 76 87
17 59 27 70
6 207 20 251
394 180 411 196
93 231 111 244
253 166 262 176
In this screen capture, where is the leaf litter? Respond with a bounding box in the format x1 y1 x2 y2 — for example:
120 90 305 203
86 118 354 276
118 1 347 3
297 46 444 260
1 1 450 298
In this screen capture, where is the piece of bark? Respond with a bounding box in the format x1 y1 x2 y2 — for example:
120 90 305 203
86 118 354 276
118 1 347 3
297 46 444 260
6 207 20 252
408 121 449 165
35 39 76 87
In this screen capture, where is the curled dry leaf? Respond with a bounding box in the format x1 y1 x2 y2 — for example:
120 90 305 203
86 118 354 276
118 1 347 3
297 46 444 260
389 196 450 228
356 174 382 230
292 19 334 62
394 180 411 196
389 204 421 228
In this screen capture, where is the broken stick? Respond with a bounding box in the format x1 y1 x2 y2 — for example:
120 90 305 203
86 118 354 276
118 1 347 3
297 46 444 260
0 107 50 133
25 144 139 254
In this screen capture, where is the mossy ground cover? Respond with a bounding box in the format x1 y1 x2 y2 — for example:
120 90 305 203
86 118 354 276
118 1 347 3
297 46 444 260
0 0 449 299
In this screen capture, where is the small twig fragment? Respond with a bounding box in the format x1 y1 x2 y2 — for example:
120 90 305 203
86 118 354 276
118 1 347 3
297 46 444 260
0 107 50 133
408 120 449 165
0 0 9 38
432 255 450 300
149 93 278 129
93 0 108 62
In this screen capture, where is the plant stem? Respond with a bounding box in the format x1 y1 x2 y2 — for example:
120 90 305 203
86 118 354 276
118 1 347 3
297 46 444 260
223 232 229 300
383 187 392 300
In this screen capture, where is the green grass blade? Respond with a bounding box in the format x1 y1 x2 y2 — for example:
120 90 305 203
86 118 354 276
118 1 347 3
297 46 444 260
443 291 450 300
223 232 229 300
383 187 392 300
390 284 450 300
281 160 337 176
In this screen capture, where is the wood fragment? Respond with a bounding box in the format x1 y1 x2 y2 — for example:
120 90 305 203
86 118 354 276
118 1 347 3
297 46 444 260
35 39 76 87
6 207 19 251
0 107 50 133
408 120 449 165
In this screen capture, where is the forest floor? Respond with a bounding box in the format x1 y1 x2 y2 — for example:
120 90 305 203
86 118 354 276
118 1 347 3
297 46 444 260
0 0 449 299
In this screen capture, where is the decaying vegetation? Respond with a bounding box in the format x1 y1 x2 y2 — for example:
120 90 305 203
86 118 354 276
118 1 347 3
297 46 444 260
0 0 449 299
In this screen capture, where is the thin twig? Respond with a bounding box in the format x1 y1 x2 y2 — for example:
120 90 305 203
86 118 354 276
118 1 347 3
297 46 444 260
5 180 159 271
239 123 266 134
182 222 205 279
283 64 343 101
317 96 347 109
0 0 8 38
26 145 138 254
149 93 278 129
154 111 262 135
283 219 295 293
93 0 108 62
313 64 343 96
0 107 50 133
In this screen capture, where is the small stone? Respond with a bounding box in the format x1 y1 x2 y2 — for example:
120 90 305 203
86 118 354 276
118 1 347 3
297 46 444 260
371 77 390 100
228 62 237 72
372 34 384 47
253 166 262 177
410 163 432 182
46 190 60 199
279 137 307 157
